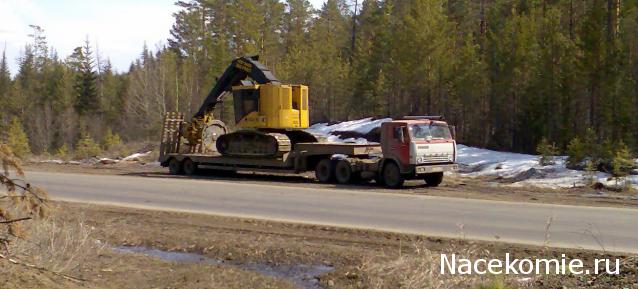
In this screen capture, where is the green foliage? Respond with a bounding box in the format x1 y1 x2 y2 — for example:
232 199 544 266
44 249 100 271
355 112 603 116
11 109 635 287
604 142 636 191
6 117 31 159
70 40 98 116
75 134 101 159
584 159 598 186
611 143 635 179
55 144 70 161
567 133 635 181
593 139 624 173
0 49 10 98
566 137 586 169
103 128 122 151
3 0 638 159
536 138 559 166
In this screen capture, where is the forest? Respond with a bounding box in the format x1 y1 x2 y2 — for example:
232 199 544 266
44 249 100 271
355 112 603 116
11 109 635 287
1 0 637 156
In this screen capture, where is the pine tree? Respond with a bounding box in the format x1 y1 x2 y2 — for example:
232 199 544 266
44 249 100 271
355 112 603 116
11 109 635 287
348 0 389 118
75 134 101 159
55 143 70 161
0 48 11 127
450 34 490 146
391 0 455 117
5 117 31 159
0 48 10 97
71 39 99 116
566 137 586 169
284 0 351 121
536 137 559 166
103 128 122 151
611 142 635 189
284 0 313 52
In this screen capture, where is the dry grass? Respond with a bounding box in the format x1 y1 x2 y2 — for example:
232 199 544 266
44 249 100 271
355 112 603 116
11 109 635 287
6 212 105 274
1 144 104 283
360 243 528 289
0 210 106 289
1 144 48 247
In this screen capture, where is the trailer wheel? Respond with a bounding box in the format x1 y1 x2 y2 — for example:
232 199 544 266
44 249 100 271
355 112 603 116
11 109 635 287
382 162 404 188
168 158 183 175
183 158 198 176
424 172 443 187
315 159 334 183
335 160 354 184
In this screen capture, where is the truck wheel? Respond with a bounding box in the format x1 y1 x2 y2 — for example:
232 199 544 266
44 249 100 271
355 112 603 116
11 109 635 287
168 158 183 175
424 172 444 187
315 159 334 183
382 162 404 188
335 160 354 184
183 158 198 176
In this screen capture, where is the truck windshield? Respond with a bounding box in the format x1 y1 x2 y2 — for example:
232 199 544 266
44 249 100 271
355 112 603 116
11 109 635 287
409 124 452 140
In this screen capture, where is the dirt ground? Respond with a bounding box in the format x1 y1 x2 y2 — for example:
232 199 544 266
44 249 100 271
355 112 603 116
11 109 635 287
2 201 637 289
25 161 638 209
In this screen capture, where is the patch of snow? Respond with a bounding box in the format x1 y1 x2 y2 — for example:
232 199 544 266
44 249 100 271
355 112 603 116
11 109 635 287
99 158 118 165
37 159 65 164
517 277 533 283
330 154 348 160
35 151 154 166
122 151 152 162
305 118 391 143
306 118 392 135
324 135 369 144
457 144 636 190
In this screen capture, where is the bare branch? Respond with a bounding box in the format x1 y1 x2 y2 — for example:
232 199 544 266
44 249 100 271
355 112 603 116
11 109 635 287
0 253 87 282
0 217 32 224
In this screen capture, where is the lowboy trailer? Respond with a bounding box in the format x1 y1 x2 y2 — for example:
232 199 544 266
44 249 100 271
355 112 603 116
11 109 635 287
159 113 458 188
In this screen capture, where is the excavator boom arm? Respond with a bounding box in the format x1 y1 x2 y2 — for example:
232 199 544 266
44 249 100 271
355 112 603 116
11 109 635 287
194 56 280 118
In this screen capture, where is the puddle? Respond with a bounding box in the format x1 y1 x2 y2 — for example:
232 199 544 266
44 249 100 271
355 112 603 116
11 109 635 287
112 246 222 265
113 246 333 289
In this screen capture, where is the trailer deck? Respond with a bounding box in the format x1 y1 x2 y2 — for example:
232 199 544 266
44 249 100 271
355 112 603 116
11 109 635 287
161 142 383 173
295 142 381 156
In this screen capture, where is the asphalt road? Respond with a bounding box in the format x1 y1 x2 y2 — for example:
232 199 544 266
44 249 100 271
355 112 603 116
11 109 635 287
23 171 638 254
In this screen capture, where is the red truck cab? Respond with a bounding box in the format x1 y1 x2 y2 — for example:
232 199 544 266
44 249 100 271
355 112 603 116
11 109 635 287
378 119 458 188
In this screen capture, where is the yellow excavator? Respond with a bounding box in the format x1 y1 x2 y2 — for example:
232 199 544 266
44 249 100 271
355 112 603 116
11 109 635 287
184 56 321 157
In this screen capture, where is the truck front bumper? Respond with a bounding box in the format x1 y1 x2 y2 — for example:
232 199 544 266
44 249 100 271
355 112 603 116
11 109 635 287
415 163 458 175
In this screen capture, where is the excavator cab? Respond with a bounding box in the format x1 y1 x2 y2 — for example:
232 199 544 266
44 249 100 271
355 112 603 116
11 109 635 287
232 84 309 129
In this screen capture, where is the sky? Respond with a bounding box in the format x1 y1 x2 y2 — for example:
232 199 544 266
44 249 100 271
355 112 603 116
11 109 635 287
0 0 327 76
